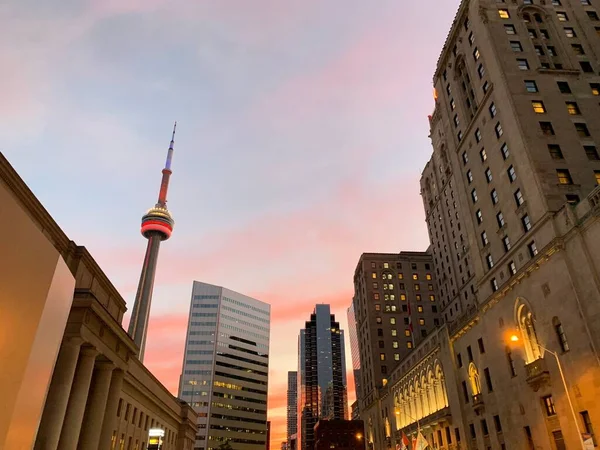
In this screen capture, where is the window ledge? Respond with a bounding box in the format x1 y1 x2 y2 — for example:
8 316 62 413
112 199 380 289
537 68 580 76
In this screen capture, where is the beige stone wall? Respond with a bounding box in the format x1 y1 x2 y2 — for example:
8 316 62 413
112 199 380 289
0 174 75 450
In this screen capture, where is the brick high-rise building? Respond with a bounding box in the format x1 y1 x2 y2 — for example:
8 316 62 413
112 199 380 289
352 252 441 410
360 1 600 450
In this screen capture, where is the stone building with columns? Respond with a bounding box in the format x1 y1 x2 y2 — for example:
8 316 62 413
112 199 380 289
0 151 197 450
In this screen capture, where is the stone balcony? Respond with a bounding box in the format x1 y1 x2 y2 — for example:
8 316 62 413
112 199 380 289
525 357 551 392
472 393 485 414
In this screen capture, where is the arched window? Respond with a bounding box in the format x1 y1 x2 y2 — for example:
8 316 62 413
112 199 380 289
517 302 542 363
553 317 569 352
520 7 564 70
468 362 482 396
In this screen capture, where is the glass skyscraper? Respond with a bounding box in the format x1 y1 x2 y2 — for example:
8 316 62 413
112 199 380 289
178 281 270 450
297 305 348 450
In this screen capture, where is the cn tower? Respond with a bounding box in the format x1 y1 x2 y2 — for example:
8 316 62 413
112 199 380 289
128 123 177 362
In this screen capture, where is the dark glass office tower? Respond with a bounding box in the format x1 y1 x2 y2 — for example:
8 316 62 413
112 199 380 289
297 305 348 450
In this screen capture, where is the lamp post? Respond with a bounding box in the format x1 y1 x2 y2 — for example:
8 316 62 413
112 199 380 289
509 334 585 450
189 379 198 408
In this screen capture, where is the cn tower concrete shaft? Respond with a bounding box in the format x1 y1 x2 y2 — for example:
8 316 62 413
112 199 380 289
128 233 162 362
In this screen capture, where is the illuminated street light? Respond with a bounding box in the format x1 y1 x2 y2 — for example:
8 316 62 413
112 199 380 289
509 334 585 450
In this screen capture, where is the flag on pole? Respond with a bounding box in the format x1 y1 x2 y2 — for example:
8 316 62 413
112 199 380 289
400 432 410 450
414 432 429 450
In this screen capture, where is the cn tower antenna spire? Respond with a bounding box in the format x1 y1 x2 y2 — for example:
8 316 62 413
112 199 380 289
128 123 178 362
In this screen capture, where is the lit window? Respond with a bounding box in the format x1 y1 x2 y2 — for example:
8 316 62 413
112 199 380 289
499 9 510 19
508 165 517 182
376 314 382 320
485 168 493 183
414 284 420 291
595 171 600 185
481 231 489 246
547 46 557 56
489 102 497 117
543 396 557 416
524 80 538 93
566 102 581 115
522 215 532 232
404 329 411 337
458 131 463 141
426 273 432 280
564 27 576 37
591 83 600 95
514 189 525 207
475 128 482 142
419 318 425 326
394 354 400 361
398 273 404 279
412 274 418 280
450 98 456 110
428 284 433 290
517 59 530 70
557 12 568 21
400 294 407 301
390 318 396 325
383 262 389 269
380 353 386 361
462 151 469 164
391 329 397 336
473 47 480 60
486 254 494 269
469 32 475 46
429 295 435 301
501 143 510 160
407 342 413 349
480 148 487 162
372 272 377 279
393 341 399 349
454 115 460 127
471 189 478 203
476 209 483 224
417 306 423 313
532 101 546 113
557 169 573 184
374 293 380 300
467 170 473 183
491 189 499 204
505 24 516 34
509 261 517 276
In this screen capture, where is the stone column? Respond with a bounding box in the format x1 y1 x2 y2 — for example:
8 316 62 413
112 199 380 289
77 362 115 450
34 338 83 450
98 369 125 450
57 346 98 450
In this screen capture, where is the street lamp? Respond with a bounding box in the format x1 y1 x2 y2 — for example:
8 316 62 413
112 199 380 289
509 333 585 450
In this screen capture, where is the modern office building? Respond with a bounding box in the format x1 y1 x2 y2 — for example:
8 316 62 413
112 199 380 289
286 371 297 447
178 281 270 450
361 1 600 449
0 147 198 450
346 302 362 412
352 252 441 410
297 305 348 450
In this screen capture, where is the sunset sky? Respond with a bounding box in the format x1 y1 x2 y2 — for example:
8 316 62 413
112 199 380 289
2 0 461 447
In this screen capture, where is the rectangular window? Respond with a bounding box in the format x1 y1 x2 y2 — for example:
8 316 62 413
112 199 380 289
591 83 600 95
557 11 569 21
587 11 599 20
484 367 494 392
478 64 485 79
595 170 600 185
584 145 599 160
481 231 489 246
581 61 594 72
497 212 505 228
486 254 494 269
495 123 504 138
501 143 510 160
491 278 499 291
508 165 517 182
532 101 546 113
480 148 487 162
489 102 497 117
478 338 485 354
476 209 483 224
566 102 581 115
473 47 480 60
507 348 517 376
548 144 564 159
575 123 591 137
505 24 517 34
572 43 585 55
535 45 545 56
481 419 489 436
525 80 538 92
469 423 477 439
485 168 493 183
518 59 530 70
511 41 523 52
515 189 525 206
581 411 597 446
503 235 511 252
540 121 555 135
522 214 532 232
462 381 469 403
564 27 576 37
509 261 517 276
499 9 510 19
557 169 573 184
528 241 538 257
543 395 557 416
491 189 499 204
557 81 571 93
